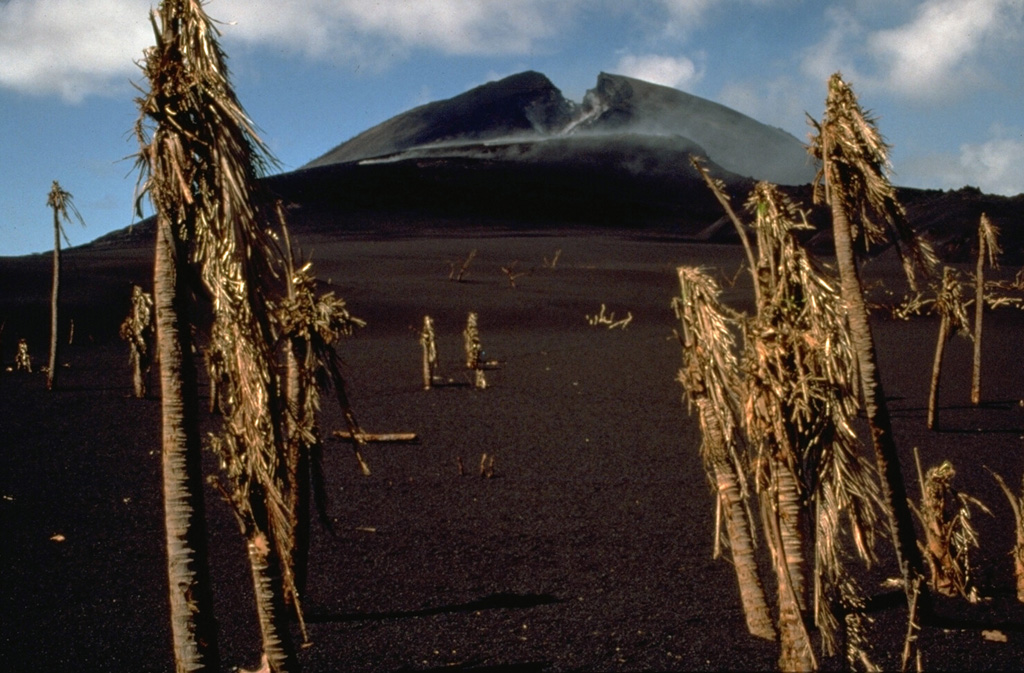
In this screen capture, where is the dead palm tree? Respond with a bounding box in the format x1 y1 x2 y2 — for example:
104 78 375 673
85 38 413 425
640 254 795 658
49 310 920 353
134 1 301 669
45 181 85 390
275 245 366 623
808 72 934 599
420 315 438 390
675 267 775 642
987 468 1024 602
971 214 1000 405
927 267 969 430
743 183 881 670
464 312 487 389
119 284 155 398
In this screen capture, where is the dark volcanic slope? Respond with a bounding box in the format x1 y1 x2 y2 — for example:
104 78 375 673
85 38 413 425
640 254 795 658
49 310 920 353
569 72 815 186
76 71 1021 264
305 71 575 168
305 71 815 186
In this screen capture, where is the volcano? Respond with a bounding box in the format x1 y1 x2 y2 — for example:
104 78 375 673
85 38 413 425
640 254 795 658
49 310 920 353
86 71 1021 261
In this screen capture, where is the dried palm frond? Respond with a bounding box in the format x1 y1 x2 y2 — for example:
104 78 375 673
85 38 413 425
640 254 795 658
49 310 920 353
674 267 745 471
134 1 300 667
119 285 155 398
46 181 86 245
932 266 969 333
972 214 1002 405
927 267 969 429
276 253 369 478
985 467 1024 602
15 338 32 372
420 315 438 390
808 73 936 290
744 182 881 655
675 267 774 641
690 155 760 306
912 457 991 598
463 312 487 389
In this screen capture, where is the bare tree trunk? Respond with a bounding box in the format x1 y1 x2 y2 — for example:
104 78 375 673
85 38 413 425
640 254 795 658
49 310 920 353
831 200 924 595
970 231 986 406
47 209 60 390
283 344 310 609
696 398 775 641
715 461 776 640
155 214 220 672
764 490 816 672
131 345 146 398
775 461 806 612
927 306 951 431
420 316 437 390
247 527 301 672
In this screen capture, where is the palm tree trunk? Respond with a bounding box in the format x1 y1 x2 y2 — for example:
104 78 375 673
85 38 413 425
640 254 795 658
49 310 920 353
130 344 146 398
155 213 220 672
696 397 775 641
971 233 986 406
927 310 951 430
248 524 301 672
714 460 776 641
47 209 60 390
283 343 310 607
830 200 924 591
775 461 806 612
763 490 815 672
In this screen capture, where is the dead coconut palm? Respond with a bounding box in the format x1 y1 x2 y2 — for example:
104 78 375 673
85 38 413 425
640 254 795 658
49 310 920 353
809 72 935 601
276 248 367 618
927 267 969 430
463 311 487 389
912 454 990 598
119 284 156 398
971 214 1001 405
134 1 303 669
15 338 33 373
45 181 85 391
420 315 438 390
986 468 1024 602
675 266 775 642
743 183 882 671
133 6 222 669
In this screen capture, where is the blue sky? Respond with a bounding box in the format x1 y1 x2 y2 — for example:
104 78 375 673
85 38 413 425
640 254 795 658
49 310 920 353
1 0 1022 257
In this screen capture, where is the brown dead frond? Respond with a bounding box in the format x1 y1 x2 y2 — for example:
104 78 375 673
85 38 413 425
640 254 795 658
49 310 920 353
912 454 991 598
744 182 881 655
463 312 487 389
419 315 438 390
808 73 937 291
449 249 477 282
119 285 155 398
675 267 774 641
985 467 1024 602
501 261 529 288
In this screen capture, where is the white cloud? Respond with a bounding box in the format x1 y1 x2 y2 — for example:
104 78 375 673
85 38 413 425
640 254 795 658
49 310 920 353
800 7 867 86
954 133 1024 195
901 126 1024 195
803 0 1024 102
0 0 581 99
0 0 153 101
214 0 578 61
868 0 1020 100
614 54 703 90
